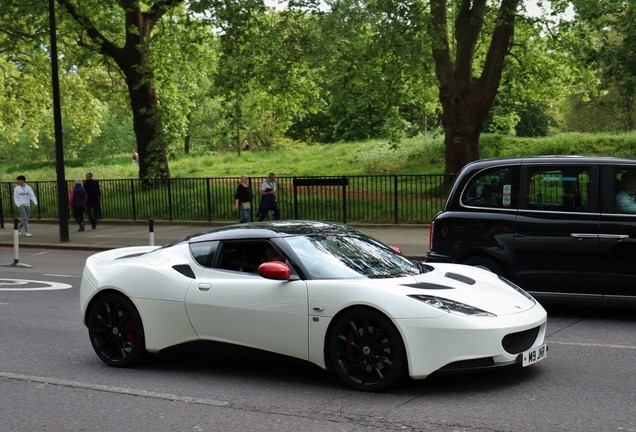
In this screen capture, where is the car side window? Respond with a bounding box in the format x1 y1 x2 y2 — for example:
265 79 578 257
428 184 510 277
526 168 591 212
613 169 636 214
461 166 520 209
190 241 219 267
215 240 286 273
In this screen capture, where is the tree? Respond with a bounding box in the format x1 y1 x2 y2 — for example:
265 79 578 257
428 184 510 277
429 0 521 175
561 0 636 131
55 0 184 180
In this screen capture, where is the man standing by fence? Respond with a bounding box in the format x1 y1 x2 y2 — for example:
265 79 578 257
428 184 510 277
84 172 102 229
14 175 38 237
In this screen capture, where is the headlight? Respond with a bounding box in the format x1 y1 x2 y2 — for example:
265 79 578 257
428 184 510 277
408 295 496 317
498 276 536 304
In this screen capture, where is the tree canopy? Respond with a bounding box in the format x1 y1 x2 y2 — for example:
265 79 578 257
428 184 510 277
0 1 634 177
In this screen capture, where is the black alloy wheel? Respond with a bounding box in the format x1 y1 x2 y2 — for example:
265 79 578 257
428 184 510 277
329 309 406 391
87 294 146 367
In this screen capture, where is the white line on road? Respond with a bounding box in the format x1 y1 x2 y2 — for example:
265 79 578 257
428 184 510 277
549 340 636 350
43 274 82 278
0 372 229 407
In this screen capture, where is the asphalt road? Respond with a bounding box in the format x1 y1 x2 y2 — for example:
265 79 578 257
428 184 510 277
1 248 635 431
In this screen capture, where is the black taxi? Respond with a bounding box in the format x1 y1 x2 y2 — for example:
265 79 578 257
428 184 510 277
426 156 636 305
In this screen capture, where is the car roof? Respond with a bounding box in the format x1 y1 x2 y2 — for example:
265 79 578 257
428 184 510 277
462 155 636 171
182 221 363 244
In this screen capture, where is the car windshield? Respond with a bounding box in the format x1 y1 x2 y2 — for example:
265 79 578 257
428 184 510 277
285 235 423 279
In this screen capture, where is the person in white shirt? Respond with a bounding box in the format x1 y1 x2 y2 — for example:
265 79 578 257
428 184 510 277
13 175 38 236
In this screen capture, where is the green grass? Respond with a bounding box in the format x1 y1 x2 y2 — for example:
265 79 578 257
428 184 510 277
3 132 636 182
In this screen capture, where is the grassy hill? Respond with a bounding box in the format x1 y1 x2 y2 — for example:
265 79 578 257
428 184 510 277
2 132 636 181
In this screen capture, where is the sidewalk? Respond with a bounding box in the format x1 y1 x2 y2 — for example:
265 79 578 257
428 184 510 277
0 220 430 260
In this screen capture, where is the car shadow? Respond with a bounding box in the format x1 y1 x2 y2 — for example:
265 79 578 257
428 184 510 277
142 341 541 395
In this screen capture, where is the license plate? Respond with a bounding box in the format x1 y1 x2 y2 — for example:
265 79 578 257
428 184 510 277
522 344 547 367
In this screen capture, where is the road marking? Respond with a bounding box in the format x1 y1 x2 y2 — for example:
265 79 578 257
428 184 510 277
43 274 81 278
0 279 72 291
549 340 636 350
0 372 229 407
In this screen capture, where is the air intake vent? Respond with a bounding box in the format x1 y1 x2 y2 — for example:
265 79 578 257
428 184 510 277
444 272 475 285
172 264 195 279
502 326 540 354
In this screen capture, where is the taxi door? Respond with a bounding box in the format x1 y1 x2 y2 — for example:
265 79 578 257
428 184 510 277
514 165 602 299
599 165 636 302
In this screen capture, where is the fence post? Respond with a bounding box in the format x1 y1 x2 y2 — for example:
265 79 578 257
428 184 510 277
131 179 137 221
0 184 4 229
36 182 42 219
293 178 299 220
206 178 212 222
342 176 347 224
394 175 399 224
168 179 173 221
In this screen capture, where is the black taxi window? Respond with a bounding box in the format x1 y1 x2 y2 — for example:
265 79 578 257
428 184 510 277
527 169 591 212
461 166 520 209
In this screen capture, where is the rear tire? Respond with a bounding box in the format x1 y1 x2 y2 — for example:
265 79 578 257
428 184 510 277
462 256 506 277
87 293 147 367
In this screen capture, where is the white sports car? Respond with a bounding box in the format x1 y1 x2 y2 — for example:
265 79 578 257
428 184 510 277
80 221 547 391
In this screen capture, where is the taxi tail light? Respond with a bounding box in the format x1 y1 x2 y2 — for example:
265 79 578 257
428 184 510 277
428 221 434 251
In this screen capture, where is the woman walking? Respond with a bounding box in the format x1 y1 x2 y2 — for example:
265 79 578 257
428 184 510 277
69 178 88 231
234 174 252 223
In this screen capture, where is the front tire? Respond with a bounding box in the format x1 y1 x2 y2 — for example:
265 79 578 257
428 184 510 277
329 309 406 391
87 293 147 367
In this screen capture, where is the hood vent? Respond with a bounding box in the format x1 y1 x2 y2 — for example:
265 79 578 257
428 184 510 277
444 272 475 285
402 282 453 290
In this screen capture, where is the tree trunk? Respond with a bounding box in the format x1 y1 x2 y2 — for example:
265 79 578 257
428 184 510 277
124 64 171 179
429 0 520 175
184 111 191 154
441 98 484 175
56 0 181 181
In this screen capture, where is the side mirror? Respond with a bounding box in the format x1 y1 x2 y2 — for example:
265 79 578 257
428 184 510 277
390 245 403 255
258 261 291 279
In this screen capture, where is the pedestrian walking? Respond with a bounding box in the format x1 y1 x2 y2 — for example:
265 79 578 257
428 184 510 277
69 178 88 231
84 172 102 229
13 175 38 237
257 172 280 221
234 174 253 223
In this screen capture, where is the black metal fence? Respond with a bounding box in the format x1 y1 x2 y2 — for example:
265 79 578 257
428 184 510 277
1 175 455 225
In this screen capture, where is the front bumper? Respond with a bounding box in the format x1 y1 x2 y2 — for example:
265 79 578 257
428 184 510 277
396 304 547 379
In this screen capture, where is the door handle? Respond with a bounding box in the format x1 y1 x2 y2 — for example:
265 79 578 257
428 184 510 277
198 283 212 291
598 234 629 240
570 233 599 239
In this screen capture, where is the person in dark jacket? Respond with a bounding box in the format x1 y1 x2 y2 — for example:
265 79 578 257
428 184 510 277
69 178 88 231
84 172 102 229
234 174 253 223
257 172 280 221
